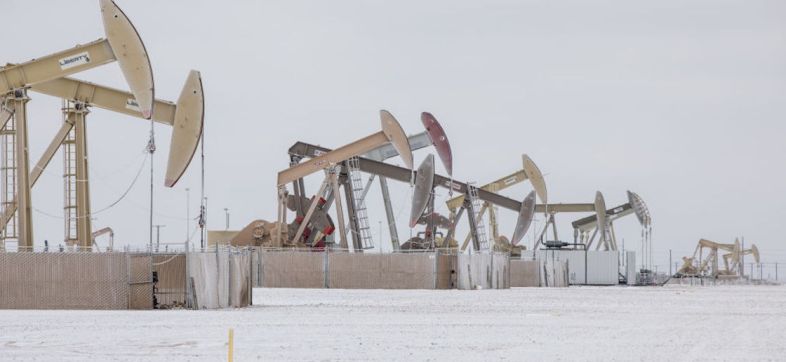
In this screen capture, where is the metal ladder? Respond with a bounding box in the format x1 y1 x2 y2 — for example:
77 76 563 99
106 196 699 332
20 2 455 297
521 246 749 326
468 183 489 251
347 157 373 249
0 113 17 247
62 102 78 247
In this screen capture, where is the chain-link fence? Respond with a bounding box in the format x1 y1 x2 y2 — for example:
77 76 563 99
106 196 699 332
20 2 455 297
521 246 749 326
510 258 569 287
0 252 129 309
153 254 187 309
328 252 439 289
0 246 253 310
252 248 508 290
742 262 781 284
127 253 154 309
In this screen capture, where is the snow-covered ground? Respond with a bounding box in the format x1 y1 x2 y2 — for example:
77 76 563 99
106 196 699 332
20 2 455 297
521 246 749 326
1 285 784 361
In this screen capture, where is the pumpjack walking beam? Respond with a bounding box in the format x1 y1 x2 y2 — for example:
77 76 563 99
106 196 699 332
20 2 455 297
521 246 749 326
0 0 155 116
287 112 453 251
571 191 651 252
31 72 205 186
571 202 633 250
287 132 432 250
290 142 595 215
0 0 155 250
0 72 204 248
291 141 549 250
276 110 413 248
445 154 548 251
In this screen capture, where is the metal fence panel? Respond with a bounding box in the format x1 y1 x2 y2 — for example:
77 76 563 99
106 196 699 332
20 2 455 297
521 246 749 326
327 252 436 289
128 253 153 310
0 252 128 310
152 254 186 308
257 250 326 288
435 252 456 290
510 259 540 287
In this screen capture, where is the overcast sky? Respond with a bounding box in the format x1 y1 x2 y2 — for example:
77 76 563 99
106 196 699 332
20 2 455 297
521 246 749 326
4 0 786 269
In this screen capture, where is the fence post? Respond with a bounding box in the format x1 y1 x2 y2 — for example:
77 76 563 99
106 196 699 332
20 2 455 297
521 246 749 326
507 253 511 289
432 249 438 290
776 263 779 281
490 251 494 289
228 247 233 307
185 242 192 309
261 249 265 288
126 252 131 309
257 248 262 288
760 263 763 282
149 248 154 309
323 247 329 289
249 248 253 306
215 244 221 307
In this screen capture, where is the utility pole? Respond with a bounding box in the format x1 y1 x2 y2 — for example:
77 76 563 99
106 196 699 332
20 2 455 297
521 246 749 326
199 116 206 250
154 224 165 252
148 118 156 252
224 208 229 230
669 249 672 275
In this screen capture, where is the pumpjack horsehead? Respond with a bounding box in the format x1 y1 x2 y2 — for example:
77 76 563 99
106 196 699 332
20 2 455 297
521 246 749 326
0 0 203 250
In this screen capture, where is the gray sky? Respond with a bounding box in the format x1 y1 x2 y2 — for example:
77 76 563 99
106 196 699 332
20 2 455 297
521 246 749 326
4 0 786 269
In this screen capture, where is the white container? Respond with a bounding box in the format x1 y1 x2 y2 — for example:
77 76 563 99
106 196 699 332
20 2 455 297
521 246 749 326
533 249 619 285
626 251 637 286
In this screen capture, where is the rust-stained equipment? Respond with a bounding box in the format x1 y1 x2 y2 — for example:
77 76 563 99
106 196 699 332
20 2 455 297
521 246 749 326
286 112 448 251
275 110 414 250
291 142 542 251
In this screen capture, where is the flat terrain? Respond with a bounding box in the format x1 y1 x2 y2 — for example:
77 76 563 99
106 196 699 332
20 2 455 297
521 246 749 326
1 285 784 361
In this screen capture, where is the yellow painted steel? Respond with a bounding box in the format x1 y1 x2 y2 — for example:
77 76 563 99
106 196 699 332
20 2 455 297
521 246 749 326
31 77 176 126
277 110 413 186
